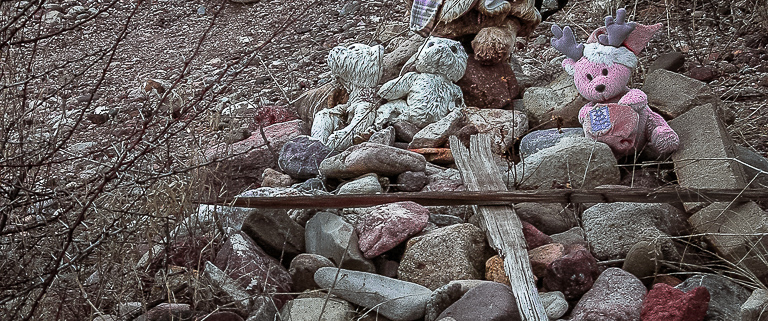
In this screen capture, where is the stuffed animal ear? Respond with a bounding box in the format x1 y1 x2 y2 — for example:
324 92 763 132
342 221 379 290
562 58 576 75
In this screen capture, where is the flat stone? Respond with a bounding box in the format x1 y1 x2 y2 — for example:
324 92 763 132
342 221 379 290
356 201 430 258
337 173 383 194
314 267 432 321
289 254 335 292
741 289 768 321
583 203 687 261
570 268 647 321
319 142 426 179
642 69 720 119
735 145 768 188
519 128 585 158
641 283 710 321
688 201 768 281
399 224 488 290
409 109 467 149
213 232 293 308
511 137 620 190
202 261 253 313
540 291 568 320
201 120 305 198
515 202 578 235
436 282 520 321
649 51 685 72
676 274 751 321
305 212 375 273
465 107 529 155
543 247 601 300
279 135 336 179
369 126 396 145
457 55 520 110
522 72 588 129
241 208 305 261
279 298 355 321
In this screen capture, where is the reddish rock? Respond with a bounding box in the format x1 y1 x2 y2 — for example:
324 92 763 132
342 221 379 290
641 283 710 321
528 243 566 278
356 201 430 258
213 232 293 309
200 120 305 198
653 274 683 287
543 247 601 300
522 221 552 249
254 105 299 127
686 66 719 82
408 148 454 165
457 55 520 109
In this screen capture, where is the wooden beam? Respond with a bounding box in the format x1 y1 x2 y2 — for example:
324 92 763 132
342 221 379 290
450 134 548 321
196 188 768 209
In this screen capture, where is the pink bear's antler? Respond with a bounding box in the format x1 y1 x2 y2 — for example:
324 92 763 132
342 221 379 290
598 8 637 47
551 24 584 61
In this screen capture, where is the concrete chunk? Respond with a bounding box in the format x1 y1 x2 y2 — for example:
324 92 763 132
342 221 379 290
643 69 719 118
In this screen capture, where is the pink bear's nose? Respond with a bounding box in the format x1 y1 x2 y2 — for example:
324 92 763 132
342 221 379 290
595 84 606 93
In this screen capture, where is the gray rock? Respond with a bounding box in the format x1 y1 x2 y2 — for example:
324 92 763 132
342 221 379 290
426 280 492 321
582 203 687 260
246 296 279 321
314 267 432 321
621 241 660 285
202 261 252 313
515 202 577 235
423 168 464 192
292 178 328 194
522 72 588 129
319 142 426 179
279 298 355 321
735 145 768 188
289 253 335 292
279 135 335 179
260 168 294 187
465 107 529 155
398 224 488 290
540 291 568 320
642 69 720 119
740 288 768 321
393 121 420 142
369 126 396 146
241 208 305 260
409 109 467 149
676 274 751 321
305 212 375 273
570 268 647 321
172 204 252 238
337 173 383 194
510 137 620 190
649 51 685 72
519 128 584 158
436 282 520 321
429 214 464 226
396 171 428 192
550 227 588 248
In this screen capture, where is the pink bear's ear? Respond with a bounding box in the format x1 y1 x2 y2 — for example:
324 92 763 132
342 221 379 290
562 58 576 76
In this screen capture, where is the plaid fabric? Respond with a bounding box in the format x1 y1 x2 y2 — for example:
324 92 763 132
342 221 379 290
410 0 443 37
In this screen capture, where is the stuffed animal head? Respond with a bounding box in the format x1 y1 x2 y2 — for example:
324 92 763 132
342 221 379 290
407 37 468 82
328 43 385 89
551 8 661 102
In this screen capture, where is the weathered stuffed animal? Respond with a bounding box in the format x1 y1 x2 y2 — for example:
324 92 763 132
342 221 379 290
551 8 679 159
311 43 384 151
375 37 468 129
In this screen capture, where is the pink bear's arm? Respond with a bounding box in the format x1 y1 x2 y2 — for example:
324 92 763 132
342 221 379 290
578 102 596 124
617 89 647 112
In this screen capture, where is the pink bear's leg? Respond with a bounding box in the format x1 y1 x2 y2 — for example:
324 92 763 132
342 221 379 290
647 110 679 157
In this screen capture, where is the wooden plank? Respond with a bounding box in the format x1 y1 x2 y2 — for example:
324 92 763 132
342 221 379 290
198 188 768 209
450 134 548 321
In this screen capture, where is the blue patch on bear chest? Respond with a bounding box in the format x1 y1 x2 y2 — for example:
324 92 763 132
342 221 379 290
589 106 612 132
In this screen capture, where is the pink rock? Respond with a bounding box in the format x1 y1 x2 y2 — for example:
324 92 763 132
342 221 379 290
356 201 430 258
641 283 710 321
529 243 566 278
254 105 299 127
522 221 552 249
201 120 305 198
543 247 601 300
213 232 293 309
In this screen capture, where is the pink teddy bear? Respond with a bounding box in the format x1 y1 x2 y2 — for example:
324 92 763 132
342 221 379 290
551 9 679 159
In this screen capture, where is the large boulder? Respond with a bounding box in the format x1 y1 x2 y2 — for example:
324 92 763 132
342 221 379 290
522 72 587 129
642 69 720 119
675 274 751 320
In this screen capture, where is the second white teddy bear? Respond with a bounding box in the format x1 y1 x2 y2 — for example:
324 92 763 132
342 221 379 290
375 37 468 129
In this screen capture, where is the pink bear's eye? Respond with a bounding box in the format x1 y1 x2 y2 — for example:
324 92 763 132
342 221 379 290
602 69 608 76
586 74 593 81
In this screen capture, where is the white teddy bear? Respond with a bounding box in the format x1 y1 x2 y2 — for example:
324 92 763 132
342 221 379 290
375 37 468 129
311 43 384 151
